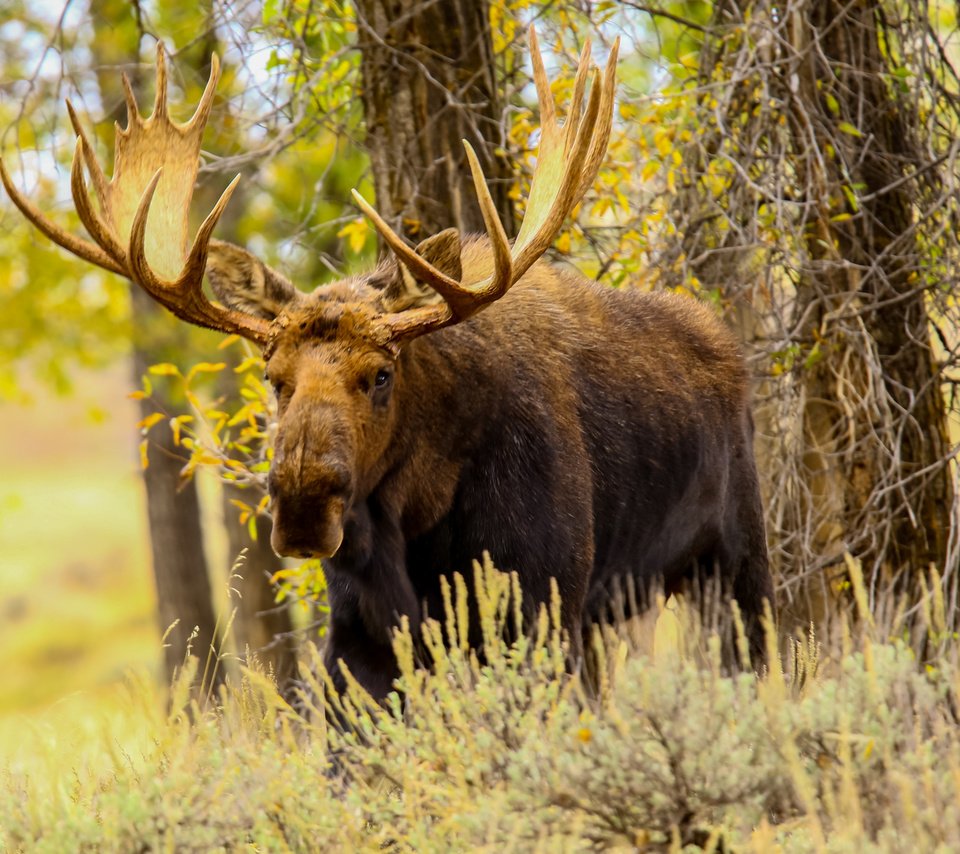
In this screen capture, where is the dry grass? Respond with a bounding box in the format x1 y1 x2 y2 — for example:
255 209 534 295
1 557 958 852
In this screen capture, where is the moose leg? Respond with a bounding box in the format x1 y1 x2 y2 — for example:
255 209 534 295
322 592 399 703
322 498 422 705
722 465 775 669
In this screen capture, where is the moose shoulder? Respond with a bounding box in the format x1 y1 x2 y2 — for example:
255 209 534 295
2 27 773 702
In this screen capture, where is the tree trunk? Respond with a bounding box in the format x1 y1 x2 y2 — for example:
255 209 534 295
130 295 221 686
222 480 297 686
89 0 222 691
355 0 513 240
787 0 953 584
660 0 956 616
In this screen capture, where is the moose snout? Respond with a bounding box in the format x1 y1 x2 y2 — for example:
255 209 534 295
270 489 348 560
268 454 354 560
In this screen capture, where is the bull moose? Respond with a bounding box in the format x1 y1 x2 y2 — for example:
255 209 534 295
1 28 774 700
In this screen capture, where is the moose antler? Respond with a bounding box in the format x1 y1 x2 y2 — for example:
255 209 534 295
0 44 271 345
352 26 619 343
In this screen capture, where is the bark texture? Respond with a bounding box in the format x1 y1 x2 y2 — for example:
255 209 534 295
355 0 513 240
130 301 221 685
650 0 957 616
787 0 952 581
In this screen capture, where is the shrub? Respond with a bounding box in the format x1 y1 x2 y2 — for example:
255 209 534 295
2 558 959 851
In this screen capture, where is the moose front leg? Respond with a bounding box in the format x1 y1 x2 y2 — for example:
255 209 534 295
322 498 421 702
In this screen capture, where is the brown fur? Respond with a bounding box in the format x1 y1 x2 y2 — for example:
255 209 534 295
209 237 774 699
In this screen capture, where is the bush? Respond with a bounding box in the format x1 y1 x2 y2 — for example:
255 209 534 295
2 559 959 852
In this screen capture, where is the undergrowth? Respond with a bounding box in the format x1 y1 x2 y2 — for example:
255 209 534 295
2 556 959 852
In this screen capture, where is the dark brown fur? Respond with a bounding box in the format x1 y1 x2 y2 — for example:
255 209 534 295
210 237 774 699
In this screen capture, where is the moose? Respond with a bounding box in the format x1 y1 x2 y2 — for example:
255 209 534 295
2 28 773 700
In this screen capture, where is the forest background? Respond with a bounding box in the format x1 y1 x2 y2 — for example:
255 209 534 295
2 0 960 848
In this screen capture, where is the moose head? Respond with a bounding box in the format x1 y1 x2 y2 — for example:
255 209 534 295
1 28 618 562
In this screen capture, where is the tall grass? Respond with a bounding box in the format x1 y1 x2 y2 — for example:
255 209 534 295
2 555 959 852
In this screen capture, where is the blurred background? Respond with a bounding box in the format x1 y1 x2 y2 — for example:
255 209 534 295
3 0 960 772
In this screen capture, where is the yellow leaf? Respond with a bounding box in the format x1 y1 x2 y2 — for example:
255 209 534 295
653 128 673 158
641 161 660 182
137 412 165 431
234 356 264 374
555 231 571 254
139 439 149 470
170 414 193 446
148 363 181 377
186 362 227 383
217 334 241 350
337 217 370 254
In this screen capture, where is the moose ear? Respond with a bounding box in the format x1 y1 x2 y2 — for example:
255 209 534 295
206 240 305 320
381 227 462 312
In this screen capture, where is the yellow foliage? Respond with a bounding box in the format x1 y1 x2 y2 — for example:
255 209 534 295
336 217 370 254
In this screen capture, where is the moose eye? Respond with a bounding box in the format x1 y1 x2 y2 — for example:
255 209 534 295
374 368 392 389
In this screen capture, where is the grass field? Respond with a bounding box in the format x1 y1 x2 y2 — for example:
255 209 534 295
0 364 159 773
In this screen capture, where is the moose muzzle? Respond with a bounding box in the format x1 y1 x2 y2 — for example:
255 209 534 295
270 490 347 560
268 406 355 559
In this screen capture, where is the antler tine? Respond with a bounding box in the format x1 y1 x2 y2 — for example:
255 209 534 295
511 66 605 281
354 163 512 321
66 100 111 217
120 73 140 132
365 138 513 340
179 173 241 288
462 141 512 301
152 42 169 121
70 137 127 264
127 168 165 294
185 53 220 132
350 189 464 298
0 156 126 276
577 37 619 199
562 39 592 156
529 27 556 134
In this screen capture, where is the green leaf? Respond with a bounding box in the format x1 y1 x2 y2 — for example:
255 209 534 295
838 121 862 137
